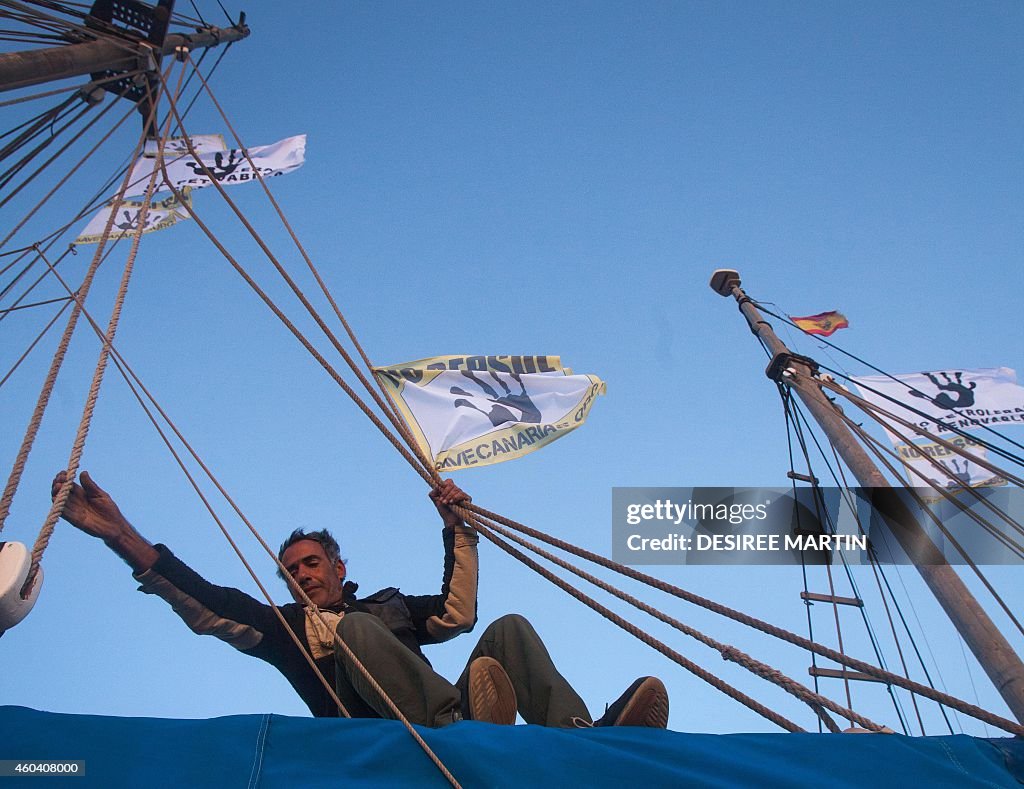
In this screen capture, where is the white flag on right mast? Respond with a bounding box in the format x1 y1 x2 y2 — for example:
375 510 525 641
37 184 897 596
851 367 1020 496
891 437 1005 495
851 367 1024 439
123 134 306 197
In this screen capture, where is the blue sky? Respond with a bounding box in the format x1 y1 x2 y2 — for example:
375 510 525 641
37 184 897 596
1 1 1022 737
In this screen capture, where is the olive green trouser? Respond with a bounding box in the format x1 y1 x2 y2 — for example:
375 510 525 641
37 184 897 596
334 612 591 728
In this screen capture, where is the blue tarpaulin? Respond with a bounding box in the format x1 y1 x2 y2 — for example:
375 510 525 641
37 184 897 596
2 705 1022 787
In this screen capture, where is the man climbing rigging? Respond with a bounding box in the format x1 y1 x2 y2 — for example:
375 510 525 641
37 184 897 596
52 470 669 729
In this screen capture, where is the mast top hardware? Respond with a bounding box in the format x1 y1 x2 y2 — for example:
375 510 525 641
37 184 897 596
85 0 174 124
77 82 106 106
0 2 248 96
765 351 818 382
85 0 173 45
709 269 741 297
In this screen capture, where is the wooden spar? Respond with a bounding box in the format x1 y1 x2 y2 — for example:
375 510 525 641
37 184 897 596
0 16 249 94
710 268 1024 724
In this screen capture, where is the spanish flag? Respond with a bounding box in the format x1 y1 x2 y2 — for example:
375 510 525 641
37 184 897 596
789 311 849 336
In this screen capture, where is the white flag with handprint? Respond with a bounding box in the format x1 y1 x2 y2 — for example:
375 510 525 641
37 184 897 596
73 189 193 245
374 355 606 471
142 134 227 157
123 134 306 197
892 436 1005 499
852 368 1024 439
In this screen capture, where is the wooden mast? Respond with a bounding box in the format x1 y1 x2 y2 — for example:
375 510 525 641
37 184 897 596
711 268 1024 723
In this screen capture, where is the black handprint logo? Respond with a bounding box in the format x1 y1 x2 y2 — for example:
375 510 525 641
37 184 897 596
113 209 156 232
910 371 977 409
450 370 541 427
185 149 244 181
164 139 190 154
933 458 972 489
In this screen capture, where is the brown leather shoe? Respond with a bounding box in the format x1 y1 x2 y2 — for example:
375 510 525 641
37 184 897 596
595 676 669 728
468 657 517 725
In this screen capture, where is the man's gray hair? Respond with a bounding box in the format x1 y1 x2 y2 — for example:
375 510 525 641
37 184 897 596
276 528 342 580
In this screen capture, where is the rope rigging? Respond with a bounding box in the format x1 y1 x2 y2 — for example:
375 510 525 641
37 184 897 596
49 58 897 744
854 415 1024 560
147 60 900 733
770 323 999 736
0 92 113 208
8 77 1024 736
787 380 969 734
812 384 1024 560
868 551 958 734
0 289 71 388
782 389 857 719
0 91 79 152
779 385 915 733
782 392 829 732
0 292 72 313
0 181 134 533
0 70 140 108
0 93 137 253
818 374 1024 491
829 402 1024 639
801 382 1024 636
0 1 84 43
1 47 459 788
139 74 1024 736
2 24 1022 789
38 253 462 788
23 61 182 594
779 366 1024 602
737 298 1024 668
0 28 461 780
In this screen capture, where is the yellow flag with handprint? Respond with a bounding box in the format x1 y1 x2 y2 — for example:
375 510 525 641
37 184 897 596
374 355 605 471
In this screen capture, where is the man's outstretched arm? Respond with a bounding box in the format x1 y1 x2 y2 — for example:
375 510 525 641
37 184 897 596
53 470 158 573
53 470 284 654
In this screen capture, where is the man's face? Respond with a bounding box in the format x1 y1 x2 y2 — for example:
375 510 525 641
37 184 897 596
280 539 345 608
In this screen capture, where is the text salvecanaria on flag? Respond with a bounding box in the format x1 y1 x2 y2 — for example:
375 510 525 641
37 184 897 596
373 355 606 471
73 189 192 245
123 134 306 197
789 311 849 336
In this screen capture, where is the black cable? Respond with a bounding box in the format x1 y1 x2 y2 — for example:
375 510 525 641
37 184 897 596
784 394 913 734
779 384 826 732
871 557 957 733
0 293 72 314
18 0 89 21
0 101 94 195
215 0 233 25
0 253 37 302
174 41 233 121
0 92 78 145
187 0 208 26
0 30 69 43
